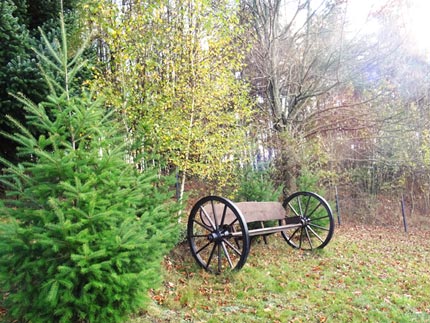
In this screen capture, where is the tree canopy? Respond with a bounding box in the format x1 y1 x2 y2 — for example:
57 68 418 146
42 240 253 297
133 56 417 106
1 0 430 220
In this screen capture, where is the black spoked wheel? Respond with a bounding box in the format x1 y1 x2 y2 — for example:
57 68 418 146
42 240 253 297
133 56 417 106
280 191 334 250
187 196 250 274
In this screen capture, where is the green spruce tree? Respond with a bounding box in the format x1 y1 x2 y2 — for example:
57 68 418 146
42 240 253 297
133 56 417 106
0 14 180 323
0 0 44 161
1 0 82 163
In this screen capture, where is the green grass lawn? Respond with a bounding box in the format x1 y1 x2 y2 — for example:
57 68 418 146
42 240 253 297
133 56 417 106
129 225 430 323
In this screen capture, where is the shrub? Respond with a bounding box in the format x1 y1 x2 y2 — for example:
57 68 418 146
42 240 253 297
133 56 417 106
0 16 180 323
296 167 321 192
235 165 283 202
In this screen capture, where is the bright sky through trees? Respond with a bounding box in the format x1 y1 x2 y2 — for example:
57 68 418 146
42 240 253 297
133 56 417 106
346 0 430 58
404 0 430 54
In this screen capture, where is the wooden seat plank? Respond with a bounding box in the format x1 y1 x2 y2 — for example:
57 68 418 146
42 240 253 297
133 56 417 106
202 201 286 224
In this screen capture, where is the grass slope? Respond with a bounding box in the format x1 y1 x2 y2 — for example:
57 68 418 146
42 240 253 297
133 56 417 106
130 226 430 323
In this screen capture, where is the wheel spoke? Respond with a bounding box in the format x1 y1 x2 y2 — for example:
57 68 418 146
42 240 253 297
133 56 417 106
310 214 329 222
196 240 212 255
211 200 219 228
217 244 222 273
304 195 311 215
228 218 238 227
223 238 243 257
304 226 314 249
309 223 330 231
206 243 217 269
287 202 300 216
230 225 242 249
220 204 228 226
286 227 300 243
192 233 210 238
199 206 216 229
297 196 304 215
221 241 234 268
307 201 323 218
307 225 325 244
299 227 304 249
193 218 212 232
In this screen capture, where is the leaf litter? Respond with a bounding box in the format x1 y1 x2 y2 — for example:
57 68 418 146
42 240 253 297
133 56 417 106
130 225 430 323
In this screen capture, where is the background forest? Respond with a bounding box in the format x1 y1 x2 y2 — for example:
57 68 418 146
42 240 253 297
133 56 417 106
1 0 430 322
2 0 429 225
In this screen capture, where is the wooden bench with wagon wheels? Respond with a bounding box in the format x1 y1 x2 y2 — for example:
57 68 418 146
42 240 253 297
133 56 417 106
187 191 335 274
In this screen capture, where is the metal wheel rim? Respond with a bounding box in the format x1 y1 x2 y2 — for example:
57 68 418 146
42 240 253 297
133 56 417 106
187 196 250 273
280 191 334 250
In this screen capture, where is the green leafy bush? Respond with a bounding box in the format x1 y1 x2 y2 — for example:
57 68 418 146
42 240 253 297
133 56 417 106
296 167 321 192
235 166 283 202
0 16 180 323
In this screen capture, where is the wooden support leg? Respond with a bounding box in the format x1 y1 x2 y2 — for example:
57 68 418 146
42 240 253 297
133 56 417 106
261 222 269 244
